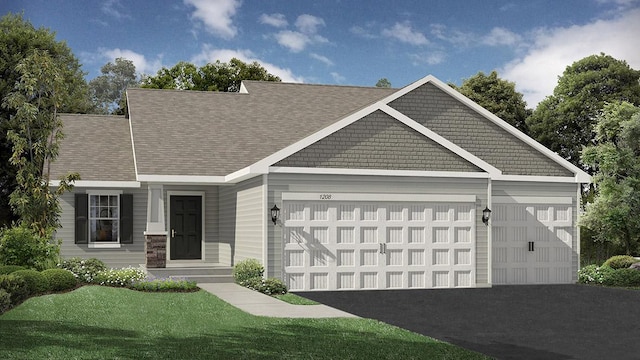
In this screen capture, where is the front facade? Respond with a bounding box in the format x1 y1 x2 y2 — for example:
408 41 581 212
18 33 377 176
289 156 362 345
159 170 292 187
51 75 589 291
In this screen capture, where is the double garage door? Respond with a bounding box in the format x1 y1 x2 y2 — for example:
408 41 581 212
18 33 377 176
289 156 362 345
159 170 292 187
282 193 477 291
492 197 575 285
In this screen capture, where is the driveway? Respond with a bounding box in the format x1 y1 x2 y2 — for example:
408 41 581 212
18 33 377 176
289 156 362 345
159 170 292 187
298 285 640 360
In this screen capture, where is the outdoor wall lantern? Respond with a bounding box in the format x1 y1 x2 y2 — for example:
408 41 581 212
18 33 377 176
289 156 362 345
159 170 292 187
482 206 492 225
270 204 280 225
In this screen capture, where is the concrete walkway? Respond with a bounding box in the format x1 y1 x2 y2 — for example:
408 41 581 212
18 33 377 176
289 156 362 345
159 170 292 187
198 283 358 318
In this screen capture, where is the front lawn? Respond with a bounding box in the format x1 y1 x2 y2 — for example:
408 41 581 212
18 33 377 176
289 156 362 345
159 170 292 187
0 286 490 359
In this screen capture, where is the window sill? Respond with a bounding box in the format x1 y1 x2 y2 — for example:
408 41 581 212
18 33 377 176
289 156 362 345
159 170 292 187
88 243 121 249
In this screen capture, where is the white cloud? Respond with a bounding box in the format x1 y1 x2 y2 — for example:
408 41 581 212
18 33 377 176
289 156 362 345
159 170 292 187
310 53 334 66
98 48 163 75
501 8 640 107
274 31 310 53
191 46 304 83
101 0 131 20
410 51 446 66
184 0 241 39
350 25 377 39
482 27 522 46
430 24 474 46
330 72 346 83
295 14 325 34
382 21 429 46
259 13 288 28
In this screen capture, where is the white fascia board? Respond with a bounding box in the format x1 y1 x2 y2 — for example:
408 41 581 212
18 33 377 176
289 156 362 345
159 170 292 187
49 180 141 188
282 192 476 203
250 101 382 170
269 166 490 179
492 175 583 183
379 104 501 177
126 91 140 180
136 174 227 185
493 196 573 205
224 165 268 183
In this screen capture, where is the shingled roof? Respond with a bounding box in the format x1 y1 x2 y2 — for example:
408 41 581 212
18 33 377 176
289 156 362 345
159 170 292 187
126 82 395 177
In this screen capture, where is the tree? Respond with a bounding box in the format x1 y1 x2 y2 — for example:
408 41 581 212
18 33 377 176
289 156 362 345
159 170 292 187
375 78 391 88
141 58 281 92
0 13 91 227
89 57 139 114
527 53 640 170
580 102 640 255
2 49 79 237
452 71 531 134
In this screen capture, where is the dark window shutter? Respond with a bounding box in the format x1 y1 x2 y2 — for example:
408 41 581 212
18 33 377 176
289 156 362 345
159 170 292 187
120 194 134 244
75 193 88 244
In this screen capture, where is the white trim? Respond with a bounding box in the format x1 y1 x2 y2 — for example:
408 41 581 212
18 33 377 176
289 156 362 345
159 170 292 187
88 243 121 249
269 166 490 179
282 192 476 203
86 190 123 246
261 174 269 271
576 185 582 271
486 178 492 287
127 102 140 182
49 180 141 188
493 196 573 205
137 174 227 184
85 189 123 196
166 191 206 264
492 175 581 183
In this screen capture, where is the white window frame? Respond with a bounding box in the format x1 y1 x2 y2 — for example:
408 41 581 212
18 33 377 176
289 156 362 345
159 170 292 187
87 190 123 249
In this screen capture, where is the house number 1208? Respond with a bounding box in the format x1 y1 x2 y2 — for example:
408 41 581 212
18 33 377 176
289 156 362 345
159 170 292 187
319 194 332 200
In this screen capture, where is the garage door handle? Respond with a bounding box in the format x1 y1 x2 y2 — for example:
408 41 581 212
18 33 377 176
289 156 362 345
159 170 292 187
379 243 387 254
528 241 535 251
379 243 384 254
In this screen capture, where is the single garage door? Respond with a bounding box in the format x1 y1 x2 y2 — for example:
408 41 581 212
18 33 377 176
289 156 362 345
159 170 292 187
282 193 477 291
492 196 574 285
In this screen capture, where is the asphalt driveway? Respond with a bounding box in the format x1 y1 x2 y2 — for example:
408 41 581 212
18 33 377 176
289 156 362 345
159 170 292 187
298 285 640 360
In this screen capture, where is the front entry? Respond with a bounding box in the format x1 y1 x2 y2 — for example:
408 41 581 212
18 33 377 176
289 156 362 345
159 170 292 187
169 195 202 260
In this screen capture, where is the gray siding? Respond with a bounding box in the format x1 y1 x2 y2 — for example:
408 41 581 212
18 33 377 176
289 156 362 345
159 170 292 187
219 177 265 266
267 173 490 285
275 110 482 172
164 185 219 264
492 181 580 282
389 83 574 177
57 186 147 268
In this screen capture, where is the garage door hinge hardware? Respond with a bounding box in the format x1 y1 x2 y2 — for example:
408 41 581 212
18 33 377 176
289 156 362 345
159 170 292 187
379 243 387 254
528 241 535 252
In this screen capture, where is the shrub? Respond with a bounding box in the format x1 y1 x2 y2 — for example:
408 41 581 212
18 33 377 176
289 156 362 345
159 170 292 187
130 278 198 292
12 269 49 295
0 265 25 275
0 274 28 304
0 225 60 270
95 267 146 287
578 264 614 285
233 258 264 285
0 288 10 314
41 269 77 291
601 268 640 287
58 257 107 283
602 255 638 270
243 277 288 296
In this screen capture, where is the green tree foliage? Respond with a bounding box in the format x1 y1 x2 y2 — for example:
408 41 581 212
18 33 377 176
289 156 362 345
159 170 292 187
0 13 91 227
2 49 80 237
527 54 640 170
375 78 392 88
142 58 281 92
452 71 531 134
89 57 139 115
580 102 640 255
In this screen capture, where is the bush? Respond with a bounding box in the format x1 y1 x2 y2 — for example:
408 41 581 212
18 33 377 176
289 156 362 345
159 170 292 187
130 278 198 292
0 265 25 275
41 269 77 291
12 269 49 295
243 277 288 296
601 268 640 287
578 264 615 285
58 257 107 283
602 255 638 270
95 267 146 287
0 274 28 304
0 225 60 270
0 288 10 314
233 258 264 284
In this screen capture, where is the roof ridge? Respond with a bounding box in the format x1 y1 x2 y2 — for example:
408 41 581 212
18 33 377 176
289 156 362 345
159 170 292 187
127 87 247 95
242 80 397 90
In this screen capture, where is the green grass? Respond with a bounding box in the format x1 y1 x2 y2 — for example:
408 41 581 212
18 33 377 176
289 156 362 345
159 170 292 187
0 286 491 360
273 292 319 305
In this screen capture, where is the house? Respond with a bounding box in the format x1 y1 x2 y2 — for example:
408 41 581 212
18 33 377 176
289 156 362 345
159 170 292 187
50 75 590 291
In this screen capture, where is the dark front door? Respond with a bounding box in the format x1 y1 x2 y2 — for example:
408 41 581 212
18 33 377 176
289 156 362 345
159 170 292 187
170 196 202 260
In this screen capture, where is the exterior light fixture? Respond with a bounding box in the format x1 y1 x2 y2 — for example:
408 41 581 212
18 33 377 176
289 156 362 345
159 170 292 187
270 204 280 225
482 206 492 225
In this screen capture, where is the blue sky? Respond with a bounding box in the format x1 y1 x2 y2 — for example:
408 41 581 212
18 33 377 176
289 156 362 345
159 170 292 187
4 0 640 107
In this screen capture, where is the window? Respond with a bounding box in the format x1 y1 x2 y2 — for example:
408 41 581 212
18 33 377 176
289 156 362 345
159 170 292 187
89 194 119 243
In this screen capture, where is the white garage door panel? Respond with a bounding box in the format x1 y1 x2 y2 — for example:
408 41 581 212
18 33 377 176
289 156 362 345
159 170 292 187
492 202 573 285
283 200 476 291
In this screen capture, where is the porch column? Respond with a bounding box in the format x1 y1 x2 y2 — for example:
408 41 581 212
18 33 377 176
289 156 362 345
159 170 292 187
144 184 167 268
